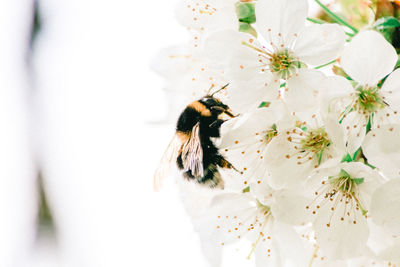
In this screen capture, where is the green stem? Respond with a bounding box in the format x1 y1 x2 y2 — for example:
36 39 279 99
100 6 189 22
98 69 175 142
306 17 325 24
307 17 354 38
315 59 337 69
313 0 359 33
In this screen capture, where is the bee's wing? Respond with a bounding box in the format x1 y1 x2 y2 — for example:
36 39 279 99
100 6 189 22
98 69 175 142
153 134 183 191
181 122 204 178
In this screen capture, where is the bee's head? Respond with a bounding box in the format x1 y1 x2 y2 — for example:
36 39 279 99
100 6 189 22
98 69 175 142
199 96 229 115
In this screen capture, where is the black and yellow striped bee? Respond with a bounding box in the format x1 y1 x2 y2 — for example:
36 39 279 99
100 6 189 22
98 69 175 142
154 84 237 190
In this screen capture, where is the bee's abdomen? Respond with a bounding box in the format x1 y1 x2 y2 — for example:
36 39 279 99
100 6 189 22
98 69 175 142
181 163 223 188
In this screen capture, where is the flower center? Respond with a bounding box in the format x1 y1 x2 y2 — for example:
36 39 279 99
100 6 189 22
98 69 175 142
305 168 367 227
269 49 305 79
328 169 367 215
355 86 386 114
301 127 331 164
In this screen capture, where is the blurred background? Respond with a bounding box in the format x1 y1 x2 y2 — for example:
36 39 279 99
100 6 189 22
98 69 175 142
0 0 362 266
0 0 208 266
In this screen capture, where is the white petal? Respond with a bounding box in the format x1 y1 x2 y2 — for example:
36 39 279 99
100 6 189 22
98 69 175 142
198 193 257 245
285 68 325 113
324 116 347 156
255 0 308 46
265 131 314 190
362 124 400 179
226 73 280 113
340 110 367 154
253 220 283 267
319 75 354 119
204 29 258 70
378 240 400 262
272 222 311 267
371 179 400 236
381 68 400 111
255 221 309 266
341 30 397 86
314 200 369 260
271 190 313 226
294 24 346 66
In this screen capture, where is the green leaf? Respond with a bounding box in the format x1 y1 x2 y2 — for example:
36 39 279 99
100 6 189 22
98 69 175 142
236 2 256 24
352 148 362 161
373 16 400 43
366 115 372 134
242 186 250 193
395 55 400 70
258 101 270 108
341 153 353 163
374 16 400 30
339 168 351 178
238 22 257 37
300 126 308 132
351 177 364 184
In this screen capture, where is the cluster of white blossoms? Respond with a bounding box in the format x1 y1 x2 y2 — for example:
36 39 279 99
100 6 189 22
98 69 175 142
155 0 400 266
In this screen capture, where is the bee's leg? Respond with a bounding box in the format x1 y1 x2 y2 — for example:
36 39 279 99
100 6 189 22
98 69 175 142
216 156 242 174
210 106 237 118
210 106 225 112
209 119 225 129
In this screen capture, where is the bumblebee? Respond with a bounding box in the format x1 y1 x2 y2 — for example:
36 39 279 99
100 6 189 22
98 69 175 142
154 85 237 190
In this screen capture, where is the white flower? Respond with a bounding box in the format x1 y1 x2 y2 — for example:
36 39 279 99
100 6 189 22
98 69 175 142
175 0 237 51
264 113 347 190
195 187 310 267
304 162 384 260
203 0 345 113
217 101 294 189
320 30 400 153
